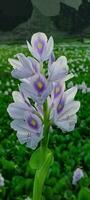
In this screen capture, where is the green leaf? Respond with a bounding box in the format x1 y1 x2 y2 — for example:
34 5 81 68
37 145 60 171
29 147 51 170
78 187 90 200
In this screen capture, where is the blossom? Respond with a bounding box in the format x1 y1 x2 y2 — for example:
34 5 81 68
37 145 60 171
20 73 53 105
48 56 73 83
7 91 43 149
51 81 65 104
0 174 4 187
72 168 84 185
8 53 40 79
50 84 80 132
7 32 80 150
27 32 54 62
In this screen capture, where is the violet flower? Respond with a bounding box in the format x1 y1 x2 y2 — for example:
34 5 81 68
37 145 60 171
20 73 53 105
7 91 43 149
50 84 80 132
7 32 80 150
7 32 81 200
72 168 84 185
27 32 54 62
8 53 40 79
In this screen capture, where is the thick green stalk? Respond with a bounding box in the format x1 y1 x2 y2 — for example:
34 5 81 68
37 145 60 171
32 100 52 200
41 100 50 148
32 151 53 200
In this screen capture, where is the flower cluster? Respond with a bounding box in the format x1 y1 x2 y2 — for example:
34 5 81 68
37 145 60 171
7 32 80 150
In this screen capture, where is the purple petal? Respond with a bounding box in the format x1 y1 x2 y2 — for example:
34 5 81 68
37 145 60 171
53 82 65 100
43 36 54 61
25 112 42 134
48 56 69 82
27 33 54 62
20 74 52 104
33 75 47 94
48 51 55 67
28 57 40 73
9 53 36 79
7 102 33 119
57 96 65 114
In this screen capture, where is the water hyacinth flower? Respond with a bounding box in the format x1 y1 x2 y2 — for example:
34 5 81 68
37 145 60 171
8 53 40 79
50 85 80 132
7 91 43 149
48 55 73 83
7 32 81 200
72 168 84 185
7 32 80 149
20 73 53 105
0 174 4 187
27 32 54 62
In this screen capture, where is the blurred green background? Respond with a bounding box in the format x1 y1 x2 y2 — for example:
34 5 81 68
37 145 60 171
0 0 90 199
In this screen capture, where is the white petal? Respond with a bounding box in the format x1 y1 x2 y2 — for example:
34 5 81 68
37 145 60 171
20 81 42 104
16 53 33 72
57 56 68 70
64 86 78 104
8 58 22 69
26 40 34 55
27 40 41 61
62 73 74 82
17 126 43 150
11 119 30 132
43 36 54 61
7 103 31 119
55 115 77 132
17 130 30 144
17 130 41 150
26 131 43 150
28 57 40 73
31 32 47 47
58 101 80 120
12 91 24 103
49 57 68 82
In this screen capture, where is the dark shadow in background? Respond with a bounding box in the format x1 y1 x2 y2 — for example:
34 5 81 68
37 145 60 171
0 0 33 30
53 0 90 34
0 0 90 42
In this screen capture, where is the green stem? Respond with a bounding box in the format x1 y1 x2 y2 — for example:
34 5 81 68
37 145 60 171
41 100 50 148
32 151 53 200
32 100 51 200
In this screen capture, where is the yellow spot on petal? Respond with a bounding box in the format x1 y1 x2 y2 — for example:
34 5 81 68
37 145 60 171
31 119 36 126
55 86 60 94
37 81 43 89
38 42 43 49
57 104 62 110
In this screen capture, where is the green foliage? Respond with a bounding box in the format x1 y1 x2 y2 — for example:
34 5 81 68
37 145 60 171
78 188 90 200
0 42 90 199
30 147 52 170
